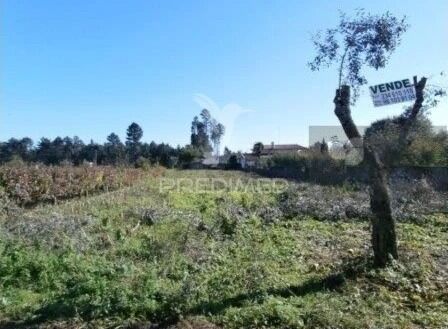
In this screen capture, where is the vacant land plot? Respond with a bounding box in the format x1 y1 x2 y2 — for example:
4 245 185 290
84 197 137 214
0 170 447 328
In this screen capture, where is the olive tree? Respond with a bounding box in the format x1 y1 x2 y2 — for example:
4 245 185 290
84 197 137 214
309 10 427 266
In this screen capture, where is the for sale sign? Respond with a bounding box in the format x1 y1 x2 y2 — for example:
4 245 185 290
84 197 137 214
369 78 416 107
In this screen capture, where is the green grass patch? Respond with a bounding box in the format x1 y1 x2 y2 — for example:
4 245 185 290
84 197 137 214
0 170 447 328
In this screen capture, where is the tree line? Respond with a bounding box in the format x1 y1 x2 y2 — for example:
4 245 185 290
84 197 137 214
0 122 175 167
0 113 225 168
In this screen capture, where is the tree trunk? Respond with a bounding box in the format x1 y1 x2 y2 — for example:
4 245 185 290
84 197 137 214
334 85 397 267
364 144 397 266
333 78 427 267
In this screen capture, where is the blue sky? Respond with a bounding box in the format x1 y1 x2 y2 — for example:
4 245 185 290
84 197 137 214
1 0 447 152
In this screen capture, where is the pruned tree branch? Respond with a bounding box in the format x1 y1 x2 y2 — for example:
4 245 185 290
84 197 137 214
334 85 363 148
409 76 428 120
398 76 427 149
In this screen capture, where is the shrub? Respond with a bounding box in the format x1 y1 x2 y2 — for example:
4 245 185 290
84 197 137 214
178 145 203 168
307 153 346 184
0 164 144 206
135 156 152 170
266 152 346 185
226 154 241 170
269 153 308 170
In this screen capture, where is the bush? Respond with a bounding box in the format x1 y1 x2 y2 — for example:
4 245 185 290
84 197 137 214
365 116 448 167
178 146 203 168
5 155 25 167
307 153 346 184
0 164 144 206
135 156 152 170
266 152 346 184
269 153 308 170
226 154 241 170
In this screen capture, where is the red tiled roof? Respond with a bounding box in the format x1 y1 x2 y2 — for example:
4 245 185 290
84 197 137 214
259 144 307 155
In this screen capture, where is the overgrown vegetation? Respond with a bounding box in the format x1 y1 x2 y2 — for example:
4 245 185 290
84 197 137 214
262 152 346 184
0 164 157 206
1 170 446 328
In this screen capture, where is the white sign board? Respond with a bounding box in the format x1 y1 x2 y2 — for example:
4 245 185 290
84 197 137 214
369 78 416 107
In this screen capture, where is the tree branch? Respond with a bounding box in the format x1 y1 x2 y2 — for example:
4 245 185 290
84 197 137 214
334 85 363 148
338 47 349 90
408 76 428 120
398 76 427 149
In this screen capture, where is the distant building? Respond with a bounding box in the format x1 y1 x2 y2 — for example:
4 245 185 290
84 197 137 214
201 152 232 168
201 152 220 167
240 153 257 169
199 143 309 169
239 142 308 169
259 142 308 156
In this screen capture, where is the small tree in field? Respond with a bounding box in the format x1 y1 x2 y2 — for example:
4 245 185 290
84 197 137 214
309 10 429 267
